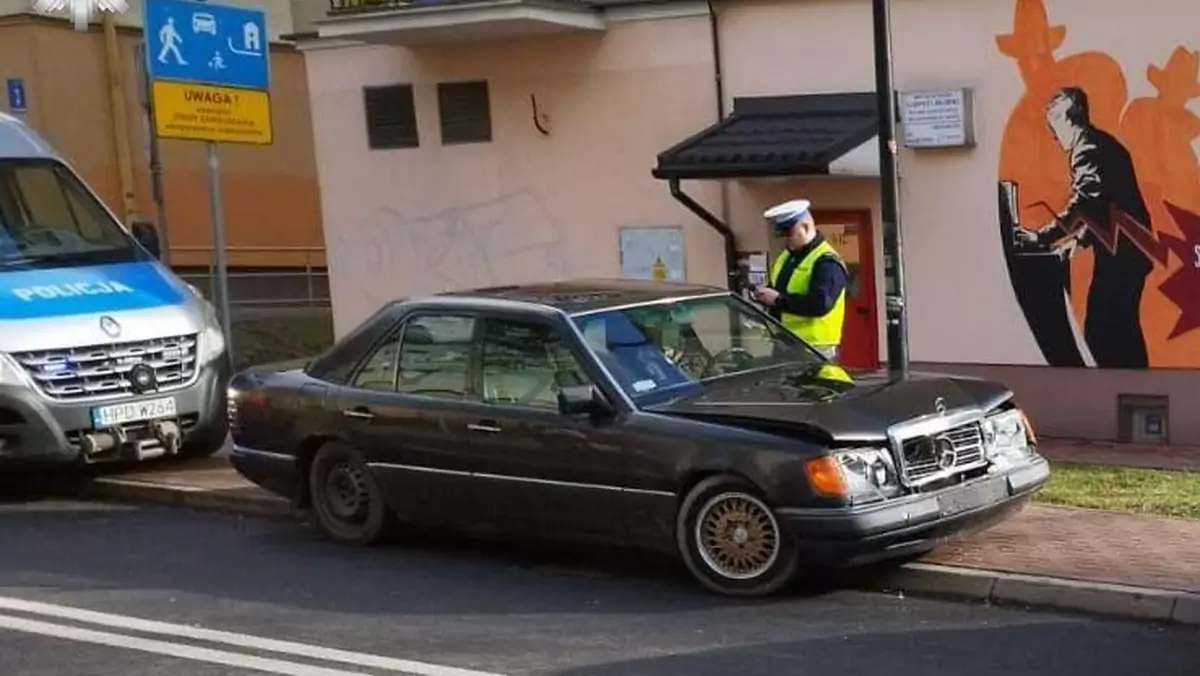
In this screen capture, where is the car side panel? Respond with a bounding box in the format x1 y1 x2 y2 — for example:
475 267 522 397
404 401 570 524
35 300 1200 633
614 412 834 548
337 389 483 525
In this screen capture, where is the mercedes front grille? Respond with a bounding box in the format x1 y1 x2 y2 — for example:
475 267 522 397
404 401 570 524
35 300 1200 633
900 421 988 486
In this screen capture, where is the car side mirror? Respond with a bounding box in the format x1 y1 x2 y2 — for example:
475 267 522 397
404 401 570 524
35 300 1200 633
131 221 162 259
558 384 612 417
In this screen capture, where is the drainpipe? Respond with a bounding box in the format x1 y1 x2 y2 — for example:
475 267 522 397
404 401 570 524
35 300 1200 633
102 12 140 224
670 177 738 291
702 0 739 290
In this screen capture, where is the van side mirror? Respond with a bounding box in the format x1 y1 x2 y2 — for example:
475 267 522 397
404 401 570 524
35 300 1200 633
131 221 162 259
557 384 613 417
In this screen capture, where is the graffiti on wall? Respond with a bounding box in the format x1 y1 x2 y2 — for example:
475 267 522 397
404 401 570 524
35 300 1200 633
996 0 1200 368
329 189 568 326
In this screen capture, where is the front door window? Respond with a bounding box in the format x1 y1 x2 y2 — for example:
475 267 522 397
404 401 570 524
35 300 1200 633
479 318 592 410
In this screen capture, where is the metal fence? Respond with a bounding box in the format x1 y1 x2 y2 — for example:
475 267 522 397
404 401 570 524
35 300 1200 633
172 246 331 310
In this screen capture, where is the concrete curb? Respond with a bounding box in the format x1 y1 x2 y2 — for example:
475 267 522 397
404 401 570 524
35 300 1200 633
869 562 1200 626
84 476 296 520
81 477 1200 626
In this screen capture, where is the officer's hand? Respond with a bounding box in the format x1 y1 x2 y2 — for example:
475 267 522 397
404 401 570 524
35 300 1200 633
753 287 780 306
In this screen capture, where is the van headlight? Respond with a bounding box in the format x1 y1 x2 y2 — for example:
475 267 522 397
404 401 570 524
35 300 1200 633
982 409 1034 466
806 447 902 504
197 300 227 363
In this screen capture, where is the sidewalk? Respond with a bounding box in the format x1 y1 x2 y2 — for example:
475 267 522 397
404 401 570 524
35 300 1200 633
75 440 1200 624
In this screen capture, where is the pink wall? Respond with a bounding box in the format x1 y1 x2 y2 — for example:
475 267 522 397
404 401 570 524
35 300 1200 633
302 13 727 337
716 0 1043 366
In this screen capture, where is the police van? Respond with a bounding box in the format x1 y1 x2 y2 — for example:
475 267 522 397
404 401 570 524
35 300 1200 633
0 112 230 467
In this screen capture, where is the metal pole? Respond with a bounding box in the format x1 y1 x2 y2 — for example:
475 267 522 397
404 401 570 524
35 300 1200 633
871 0 909 379
206 141 233 362
102 12 140 225
137 42 171 266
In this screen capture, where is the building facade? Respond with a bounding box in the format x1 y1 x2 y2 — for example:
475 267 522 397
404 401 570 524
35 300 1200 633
1 1 325 280
295 0 1200 444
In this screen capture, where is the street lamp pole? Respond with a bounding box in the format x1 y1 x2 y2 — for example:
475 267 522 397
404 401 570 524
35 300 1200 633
871 0 910 379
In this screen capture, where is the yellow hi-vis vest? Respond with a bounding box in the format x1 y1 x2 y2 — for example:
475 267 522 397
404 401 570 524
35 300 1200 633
768 240 847 348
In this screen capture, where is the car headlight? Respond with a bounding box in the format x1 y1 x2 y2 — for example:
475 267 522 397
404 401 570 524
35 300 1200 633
806 447 902 504
982 408 1035 466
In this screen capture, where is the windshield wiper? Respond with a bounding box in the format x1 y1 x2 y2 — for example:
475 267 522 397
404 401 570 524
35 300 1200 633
0 256 37 268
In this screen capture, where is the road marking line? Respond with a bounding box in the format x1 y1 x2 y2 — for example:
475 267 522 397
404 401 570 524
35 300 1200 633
0 596 505 676
0 612 373 676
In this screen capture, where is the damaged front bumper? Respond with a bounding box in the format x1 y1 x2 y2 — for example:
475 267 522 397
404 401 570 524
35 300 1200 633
777 455 1050 567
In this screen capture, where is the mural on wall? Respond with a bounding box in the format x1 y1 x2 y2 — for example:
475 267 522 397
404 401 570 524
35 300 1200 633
996 0 1200 369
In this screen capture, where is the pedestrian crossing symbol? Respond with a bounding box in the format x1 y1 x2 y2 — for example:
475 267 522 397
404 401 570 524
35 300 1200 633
31 0 129 31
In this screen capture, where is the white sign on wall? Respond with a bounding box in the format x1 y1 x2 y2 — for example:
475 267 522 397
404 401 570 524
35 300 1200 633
619 226 686 282
900 88 975 149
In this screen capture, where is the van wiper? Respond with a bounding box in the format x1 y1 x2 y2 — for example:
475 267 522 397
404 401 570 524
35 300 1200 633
0 256 37 268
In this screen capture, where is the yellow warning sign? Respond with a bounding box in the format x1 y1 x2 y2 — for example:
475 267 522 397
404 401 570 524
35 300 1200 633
651 257 667 282
152 81 273 145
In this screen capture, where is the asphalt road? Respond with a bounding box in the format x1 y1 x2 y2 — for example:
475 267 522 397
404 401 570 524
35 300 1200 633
0 490 1195 676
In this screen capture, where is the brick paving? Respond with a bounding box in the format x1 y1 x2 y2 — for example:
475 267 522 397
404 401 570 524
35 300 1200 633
84 441 1200 594
921 503 1200 593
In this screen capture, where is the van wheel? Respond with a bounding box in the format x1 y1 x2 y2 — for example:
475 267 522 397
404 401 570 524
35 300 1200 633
308 441 396 546
179 439 224 458
179 430 227 458
676 475 799 597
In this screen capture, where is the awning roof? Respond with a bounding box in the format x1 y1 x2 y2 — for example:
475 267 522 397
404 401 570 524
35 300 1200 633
652 92 881 180
318 0 606 46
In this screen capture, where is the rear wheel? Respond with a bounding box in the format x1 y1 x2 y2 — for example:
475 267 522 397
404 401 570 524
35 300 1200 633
308 442 396 546
676 475 799 597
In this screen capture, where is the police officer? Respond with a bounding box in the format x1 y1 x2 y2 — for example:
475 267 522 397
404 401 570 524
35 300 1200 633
751 199 849 361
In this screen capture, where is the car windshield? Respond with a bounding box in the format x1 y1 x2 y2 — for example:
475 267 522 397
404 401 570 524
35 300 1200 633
570 294 824 403
0 159 142 270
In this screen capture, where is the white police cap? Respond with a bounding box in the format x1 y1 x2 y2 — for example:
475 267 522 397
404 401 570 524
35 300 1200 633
763 199 812 230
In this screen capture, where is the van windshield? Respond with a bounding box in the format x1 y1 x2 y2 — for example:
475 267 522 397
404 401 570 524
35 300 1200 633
0 159 143 270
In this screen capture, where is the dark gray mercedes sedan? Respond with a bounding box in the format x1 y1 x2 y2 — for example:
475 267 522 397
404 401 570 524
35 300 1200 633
228 279 1050 597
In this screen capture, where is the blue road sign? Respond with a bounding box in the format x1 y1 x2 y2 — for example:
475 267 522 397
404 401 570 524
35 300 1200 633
6 79 25 113
144 0 270 90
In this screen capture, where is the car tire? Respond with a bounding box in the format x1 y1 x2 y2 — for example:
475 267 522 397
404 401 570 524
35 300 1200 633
308 441 396 546
676 475 800 597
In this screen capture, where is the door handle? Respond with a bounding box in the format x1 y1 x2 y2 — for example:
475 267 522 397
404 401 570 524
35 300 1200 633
342 407 375 421
467 421 502 433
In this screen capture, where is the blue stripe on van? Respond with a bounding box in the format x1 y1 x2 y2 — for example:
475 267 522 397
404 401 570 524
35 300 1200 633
0 262 188 320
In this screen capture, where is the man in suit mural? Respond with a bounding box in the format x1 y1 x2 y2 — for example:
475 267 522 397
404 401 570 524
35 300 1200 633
1015 87 1155 368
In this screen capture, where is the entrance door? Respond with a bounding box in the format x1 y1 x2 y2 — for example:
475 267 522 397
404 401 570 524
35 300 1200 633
769 209 879 370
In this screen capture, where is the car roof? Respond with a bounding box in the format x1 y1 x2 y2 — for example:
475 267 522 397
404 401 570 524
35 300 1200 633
424 278 730 315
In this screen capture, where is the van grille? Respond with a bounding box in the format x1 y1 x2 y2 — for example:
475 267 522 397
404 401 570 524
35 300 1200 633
12 334 199 401
900 421 987 485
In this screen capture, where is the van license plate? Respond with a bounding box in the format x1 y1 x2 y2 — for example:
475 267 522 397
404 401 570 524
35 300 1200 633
91 397 178 428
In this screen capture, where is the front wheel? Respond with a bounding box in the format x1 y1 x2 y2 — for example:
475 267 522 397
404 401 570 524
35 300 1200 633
676 475 800 597
308 442 396 546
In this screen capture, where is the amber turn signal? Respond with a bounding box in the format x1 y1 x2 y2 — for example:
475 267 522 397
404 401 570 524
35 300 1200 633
805 456 847 498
